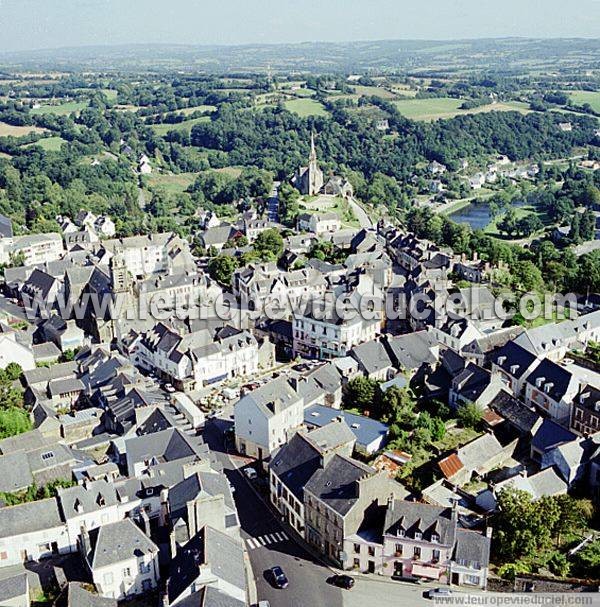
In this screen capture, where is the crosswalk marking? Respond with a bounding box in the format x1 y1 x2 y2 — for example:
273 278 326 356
245 531 290 550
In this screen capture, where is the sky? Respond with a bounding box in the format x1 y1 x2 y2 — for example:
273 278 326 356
0 0 598 52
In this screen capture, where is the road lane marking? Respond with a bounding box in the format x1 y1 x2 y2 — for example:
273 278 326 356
274 532 285 541
246 538 258 549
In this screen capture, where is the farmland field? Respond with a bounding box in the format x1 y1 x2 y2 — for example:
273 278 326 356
146 172 197 194
393 98 530 121
24 136 66 151
30 101 88 116
283 98 328 117
568 90 600 113
151 115 211 135
0 122 46 137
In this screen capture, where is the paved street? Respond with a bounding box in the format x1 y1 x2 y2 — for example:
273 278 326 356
349 196 374 228
202 417 429 607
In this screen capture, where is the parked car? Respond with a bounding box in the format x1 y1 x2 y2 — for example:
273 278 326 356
426 588 452 599
257 602 270 607
164 383 176 393
244 467 257 480
327 574 355 589
268 566 289 589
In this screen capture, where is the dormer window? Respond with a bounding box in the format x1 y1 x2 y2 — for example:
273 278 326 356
431 533 440 543
414 531 422 540
397 528 405 538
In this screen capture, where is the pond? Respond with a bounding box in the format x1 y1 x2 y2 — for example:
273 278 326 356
447 200 526 230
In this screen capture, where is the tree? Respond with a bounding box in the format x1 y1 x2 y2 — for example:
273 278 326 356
456 402 483 430
497 207 519 236
0 407 31 439
511 260 544 292
345 377 378 412
253 228 283 261
207 255 238 286
516 214 543 237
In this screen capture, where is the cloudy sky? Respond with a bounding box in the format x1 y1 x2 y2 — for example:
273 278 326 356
0 0 598 52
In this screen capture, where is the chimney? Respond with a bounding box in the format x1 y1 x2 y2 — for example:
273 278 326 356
485 526 493 539
79 524 90 558
140 508 151 536
160 591 170 607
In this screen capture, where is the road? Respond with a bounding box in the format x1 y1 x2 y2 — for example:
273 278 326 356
349 197 374 229
202 417 429 607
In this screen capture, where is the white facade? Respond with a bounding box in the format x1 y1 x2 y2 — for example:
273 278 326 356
0 333 36 371
0 233 64 266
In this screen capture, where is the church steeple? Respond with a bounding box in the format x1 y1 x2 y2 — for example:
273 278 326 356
309 131 317 163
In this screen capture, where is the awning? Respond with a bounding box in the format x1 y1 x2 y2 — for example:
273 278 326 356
411 564 442 579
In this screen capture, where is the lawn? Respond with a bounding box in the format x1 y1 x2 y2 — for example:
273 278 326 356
283 98 328 117
24 136 66 151
393 98 530 121
484 204 551 238
178 104 217 116
351 85 397 99
0 122 46 137
146 172 197 194
151 115 211 135
101 88 118 101
568 90 600 113
30 101 88 116
299 194 358 227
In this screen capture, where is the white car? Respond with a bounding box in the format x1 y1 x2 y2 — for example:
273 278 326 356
426 588 452 599
164 383 176 393
244 468 257 480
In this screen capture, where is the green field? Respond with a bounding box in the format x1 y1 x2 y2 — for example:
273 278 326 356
146 172 197 194
568 90 600 113
393 98 530 121
151 115 211 135
0 122 46 137
25 136 66 151
31 101 88 116
178 104 217 116
102 89 119 101
283 98 328 117
351 85 397 99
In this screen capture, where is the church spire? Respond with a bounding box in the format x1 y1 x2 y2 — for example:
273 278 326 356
309 131 317 162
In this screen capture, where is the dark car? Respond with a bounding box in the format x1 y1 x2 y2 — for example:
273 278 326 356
327 574 355 590
268 566 289 589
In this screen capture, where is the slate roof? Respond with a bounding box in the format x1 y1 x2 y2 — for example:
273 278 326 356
167 526 245 603
489 390 540 434
525 358 575 402
384 500 457 546
384 331 438 371
350 340 393 375
23 361 77 388
531 418 577 453
270 433 322 501
0 498 64 538
0 571 27 602
304 404 389 450
55 582 117 607
304 454 375 516
491 340 538 379
453 528 491 568
238 376 302 417
88 518 157 569
57 479 118 519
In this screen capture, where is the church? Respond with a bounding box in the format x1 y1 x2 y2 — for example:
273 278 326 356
292 133 353 198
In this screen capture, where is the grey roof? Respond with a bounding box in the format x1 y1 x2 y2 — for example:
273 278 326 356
125 427 207 468
270 433 322 501
453 528 491 568
384 500 457 546
23 361 77 388
202 586 246 607
0 498 64 538
306 419 356 452
350 340 393 375
55 582 117 607
88 518 157 569
237 376 302 417
489 390 540 434
0 428 53 454
48 377 84 397
384 331 438 371
305 454 375 516
57 479 118 520
0 571 27 602
168 526 245 603
0 452 33 492
33 341 62 361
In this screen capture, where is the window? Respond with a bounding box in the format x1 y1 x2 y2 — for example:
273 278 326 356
353 558 360 568
413 546 421 559
414 531 422 540
465 574 480 586
41 451 54 461
123 567 131 578
432 549 440 562
103 572 114 585
431 533 439 543
0 552 6 561
354 543 361 554
368 546 375 557
395 543 403 556
139 562 151 574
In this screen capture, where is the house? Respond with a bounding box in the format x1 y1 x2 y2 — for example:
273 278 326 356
165 526 246 606
491 341 539 396
0 330 36 371
0 233 65 266
540 434 600 485
0 568 29 607
530 418 577 464
296 212 341 236
304 404 389 455
304 454 401 566
269 420 356 535
54 582 117 607
524 359 580 422
0 498 70 567
138 154 152 174
449 363 504 411
82 518 160 600
38 316 87 352
323 175 353 198
234 377 304 459
198 225 243 253
350 339 394 380
570 384 600 436
438 433 508 486
383 331 439 376
428 160 447 175
20 268 62 310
